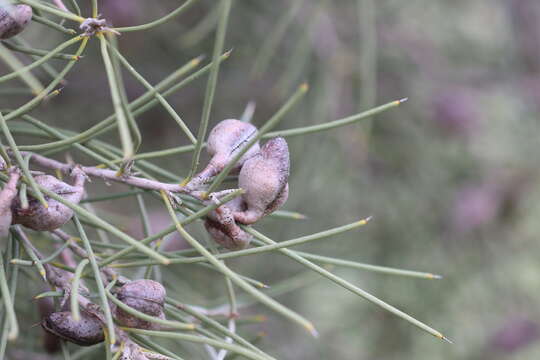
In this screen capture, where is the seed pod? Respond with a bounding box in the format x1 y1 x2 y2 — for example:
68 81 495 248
187 119 260 189
234 137 290 224
0 5 32 40
205 197 252 249
115 279 166 330
36 289 61 353
11 170 86 231
41 311 104 346
0 168 20 237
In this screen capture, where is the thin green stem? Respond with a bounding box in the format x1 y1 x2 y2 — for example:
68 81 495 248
264 98 407 138
99 189 243 266
1 40 79 60
108 35 141 155
295 251 442 279
165 297 272 359
121 328 269 360
31 14 78 35
98 34 134 160
0 43 44 94
114 0 199 32
105 288 196 330
4 37 89 121
19 0 85 22
357 0 377 141
15 53 208 149
160 191 318 337
251 0 304 79
90 0 97 17
0 111 48 207
14 227 47 280
111 217 371 268
25 180 170 264
246 227 449 341
0 36 81 84
73 217 116 344
66 0 81 16
0 251 18 340
107 42 196 144
185 0 232 184
70 258 89 321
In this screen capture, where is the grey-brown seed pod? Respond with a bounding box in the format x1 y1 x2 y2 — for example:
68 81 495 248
11 170 86 231
187 119 260 190
0 167 20 237
0 5 32 40
41 311 104 346
115 279 166 330
205 196 252 249
234 137 290 224
36 289 61 353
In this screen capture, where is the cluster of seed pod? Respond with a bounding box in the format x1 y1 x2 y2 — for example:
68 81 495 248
0 166 87 236
190 119 290 249
41 279 167 351
0 4 32 40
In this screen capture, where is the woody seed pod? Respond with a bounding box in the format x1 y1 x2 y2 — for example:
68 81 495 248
187 119 260 189
234 137 290 224
115 279 166 330
0 167 20 237
205 196 252 249
0 5 32 40
11 171 86 231
41 311 104 346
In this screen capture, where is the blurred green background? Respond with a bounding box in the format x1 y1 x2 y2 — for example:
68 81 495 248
3 0 540 359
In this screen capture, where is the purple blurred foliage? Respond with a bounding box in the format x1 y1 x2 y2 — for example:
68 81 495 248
100 0 144 28
431 89 479 137
452 181 501 233
451 170 532 233
489 316 540 354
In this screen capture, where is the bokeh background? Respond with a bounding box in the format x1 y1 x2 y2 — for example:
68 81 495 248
2 0 540 359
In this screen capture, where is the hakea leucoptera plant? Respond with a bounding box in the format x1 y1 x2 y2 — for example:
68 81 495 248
0 1 449 358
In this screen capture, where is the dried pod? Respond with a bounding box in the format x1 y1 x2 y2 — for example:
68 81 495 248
0 168 20 237
11 170 86 231
234 137 290 224
205 197 252 249
0 5 32 40
41 311 104 346
187 119 260 189
115 279 166 330
36 289 61 353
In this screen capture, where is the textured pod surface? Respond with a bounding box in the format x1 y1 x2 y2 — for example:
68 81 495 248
206 119 260 169
0 5 32 40
41 311 104 346
0 168 20 237
187 119 260 189
115 280 166 329
235 137 290 224
37 290 61 353
11 173 85 231
205 197 252 249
